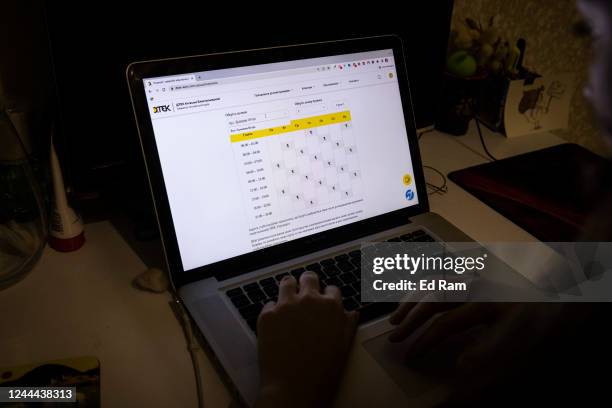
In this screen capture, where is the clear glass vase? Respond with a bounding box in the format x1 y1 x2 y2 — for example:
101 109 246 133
0 108 47 290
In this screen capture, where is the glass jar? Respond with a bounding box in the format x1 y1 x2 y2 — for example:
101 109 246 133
0 108 47 289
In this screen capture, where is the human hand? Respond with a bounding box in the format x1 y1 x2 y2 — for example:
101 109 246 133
388 301 587 401
255 271 359 408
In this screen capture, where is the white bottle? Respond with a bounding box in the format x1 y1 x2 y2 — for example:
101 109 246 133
48 139 85 252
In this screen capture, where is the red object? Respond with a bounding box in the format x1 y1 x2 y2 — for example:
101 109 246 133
448 144 612 241
49 231 85 252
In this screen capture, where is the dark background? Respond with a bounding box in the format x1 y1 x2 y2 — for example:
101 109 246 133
42 2 453 228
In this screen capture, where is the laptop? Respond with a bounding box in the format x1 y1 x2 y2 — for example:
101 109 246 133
127 35 477 407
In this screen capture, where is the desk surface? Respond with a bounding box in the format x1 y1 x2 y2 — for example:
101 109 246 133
422 123 562 243
0 125 563 407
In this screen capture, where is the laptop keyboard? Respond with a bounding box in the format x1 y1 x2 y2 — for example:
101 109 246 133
225 229 435 333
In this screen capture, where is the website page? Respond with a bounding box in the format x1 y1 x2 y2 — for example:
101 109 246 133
144 49 419 271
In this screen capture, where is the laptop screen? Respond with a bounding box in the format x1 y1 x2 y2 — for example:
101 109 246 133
143 49 419 271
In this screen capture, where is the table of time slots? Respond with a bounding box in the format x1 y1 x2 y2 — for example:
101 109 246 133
231 109 363 222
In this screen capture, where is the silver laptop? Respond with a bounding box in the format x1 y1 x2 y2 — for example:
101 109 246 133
127 36 476 407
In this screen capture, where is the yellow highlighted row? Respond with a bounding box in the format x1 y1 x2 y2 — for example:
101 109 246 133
230 110 352 143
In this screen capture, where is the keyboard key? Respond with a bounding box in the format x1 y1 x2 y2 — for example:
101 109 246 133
361 246 377 258
260 277 276 287
323 265 340 277
340 285 357 298
263 285 279 297
244 282 260 292
340 273 357 284
230 294 250 308
275 272 290 281
387 237 402 242
415 235 434 242
343 297 359 311
247 289 267 303
378 242 393 250
413 229 426 236
324 276 342 287
238 302 263 319
291 267 305 278
334 254 349 262
337 261 355 273
226 288 243 298
306 263 322 271
348 250 361 258
320 258 335 266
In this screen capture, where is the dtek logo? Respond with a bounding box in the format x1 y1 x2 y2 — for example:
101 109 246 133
152 105 171 113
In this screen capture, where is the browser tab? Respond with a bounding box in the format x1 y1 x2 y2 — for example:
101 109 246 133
141 48 411 269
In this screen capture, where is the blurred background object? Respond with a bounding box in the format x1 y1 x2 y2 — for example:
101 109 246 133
0 107 48 289
42 2 454 240
48 136 85 252
0 0 53 288
436 0 601 147
1 1 457 274
451 0 606 155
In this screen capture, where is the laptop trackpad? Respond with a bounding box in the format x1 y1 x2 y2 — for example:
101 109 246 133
362 330 456 399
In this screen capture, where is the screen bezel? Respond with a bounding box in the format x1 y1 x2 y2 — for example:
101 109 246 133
127 35 429 288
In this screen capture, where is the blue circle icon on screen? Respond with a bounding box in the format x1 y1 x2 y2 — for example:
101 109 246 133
405 189 415 201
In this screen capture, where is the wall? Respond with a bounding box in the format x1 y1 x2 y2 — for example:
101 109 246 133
452 0 607 155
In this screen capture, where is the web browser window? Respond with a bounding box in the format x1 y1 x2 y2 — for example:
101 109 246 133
143 49 419 271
